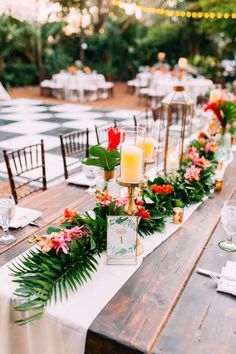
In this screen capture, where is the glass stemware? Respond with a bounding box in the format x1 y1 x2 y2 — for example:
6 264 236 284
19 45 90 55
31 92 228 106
218 199 236 252
0 194 16 244
83 165 98 194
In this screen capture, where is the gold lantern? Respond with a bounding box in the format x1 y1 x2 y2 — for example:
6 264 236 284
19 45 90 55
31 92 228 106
158 86 194 176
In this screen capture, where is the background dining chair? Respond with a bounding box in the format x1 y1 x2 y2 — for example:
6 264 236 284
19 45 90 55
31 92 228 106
152 105 162 122
3 140 47 204
133 110 149 127
60 129 89 180
95 120 117 145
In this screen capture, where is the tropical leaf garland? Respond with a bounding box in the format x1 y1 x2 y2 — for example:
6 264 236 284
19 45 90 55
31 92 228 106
10 130 221 324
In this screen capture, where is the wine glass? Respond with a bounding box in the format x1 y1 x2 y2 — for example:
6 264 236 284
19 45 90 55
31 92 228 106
218 199 236 252
83 165 98 194
0 194 16 244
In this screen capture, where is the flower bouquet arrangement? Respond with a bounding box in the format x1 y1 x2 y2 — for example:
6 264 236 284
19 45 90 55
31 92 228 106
183 132 218 163
204 99 236 131
10 192 161 324
82 127 121 192
204 99 236 160
82 127 121 172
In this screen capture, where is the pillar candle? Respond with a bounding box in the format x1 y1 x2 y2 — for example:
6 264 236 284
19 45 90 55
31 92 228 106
121 143 143 182
137 136 154 161
167 154 179 170
209 89 222 103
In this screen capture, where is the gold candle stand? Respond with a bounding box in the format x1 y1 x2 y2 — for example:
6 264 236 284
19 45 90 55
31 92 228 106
140 159 156 192
214 179 224 192
231 135 236 145
116 177 147 255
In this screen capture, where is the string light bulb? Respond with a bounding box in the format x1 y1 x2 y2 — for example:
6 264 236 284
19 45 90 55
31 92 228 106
112 0 236 20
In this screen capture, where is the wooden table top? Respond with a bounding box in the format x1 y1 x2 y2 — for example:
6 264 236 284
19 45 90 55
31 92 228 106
1 155 236 354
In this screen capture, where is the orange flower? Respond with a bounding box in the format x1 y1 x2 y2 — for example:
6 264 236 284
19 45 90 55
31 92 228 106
162 185 173 194
198 138 206 145
150 184 157 191
96 191 113 207
63 208 78 223
155 185 163 194
68 66 77 74
84 66 91 74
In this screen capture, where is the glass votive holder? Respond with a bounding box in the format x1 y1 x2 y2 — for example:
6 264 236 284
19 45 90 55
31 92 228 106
214 179 224 192
173 207 184 224
137 118 155 162
216 160 223 171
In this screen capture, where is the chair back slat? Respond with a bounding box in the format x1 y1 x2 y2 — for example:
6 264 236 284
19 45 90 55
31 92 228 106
60 129 89 180
95 120 117 145
133 110 149 127
3 140 47 204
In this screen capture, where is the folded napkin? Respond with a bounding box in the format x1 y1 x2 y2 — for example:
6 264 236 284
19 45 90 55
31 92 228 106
10 206 42 229
67 172 98 187
217 261 236 296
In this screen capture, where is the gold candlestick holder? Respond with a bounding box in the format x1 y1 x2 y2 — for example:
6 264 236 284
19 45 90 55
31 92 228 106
140 159 156 193
231 135 236 145
116 177 147 255
216 160 223 171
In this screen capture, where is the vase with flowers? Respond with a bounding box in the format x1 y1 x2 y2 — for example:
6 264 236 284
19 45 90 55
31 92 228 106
82 127 121 195
204 100 236 161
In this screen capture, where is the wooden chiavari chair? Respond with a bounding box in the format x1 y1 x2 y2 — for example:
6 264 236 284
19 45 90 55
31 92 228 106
95 120 117 145
133 110 149 127
60 129 89 180
3 140 47 204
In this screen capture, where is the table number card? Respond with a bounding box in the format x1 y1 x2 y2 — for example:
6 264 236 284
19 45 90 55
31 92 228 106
107 216 138 265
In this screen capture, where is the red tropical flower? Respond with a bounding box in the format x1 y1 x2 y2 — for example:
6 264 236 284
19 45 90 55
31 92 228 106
135 196 144 206
198 132 205 139
107 127 121 151
204 102 223 125
137 207 151 219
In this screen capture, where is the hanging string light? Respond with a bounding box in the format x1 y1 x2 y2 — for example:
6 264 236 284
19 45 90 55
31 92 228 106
113 0 236 20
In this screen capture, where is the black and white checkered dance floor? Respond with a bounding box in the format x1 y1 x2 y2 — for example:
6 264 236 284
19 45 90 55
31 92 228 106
0 99 141 185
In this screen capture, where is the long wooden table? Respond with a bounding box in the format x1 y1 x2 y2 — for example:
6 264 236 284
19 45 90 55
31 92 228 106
1 155 236 354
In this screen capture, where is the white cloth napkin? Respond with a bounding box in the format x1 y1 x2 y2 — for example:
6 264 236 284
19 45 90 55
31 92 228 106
10 206 42 228
67 172 98 187
217 261 236 295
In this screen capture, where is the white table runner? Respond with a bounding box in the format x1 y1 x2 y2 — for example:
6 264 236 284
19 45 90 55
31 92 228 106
0 156 233 354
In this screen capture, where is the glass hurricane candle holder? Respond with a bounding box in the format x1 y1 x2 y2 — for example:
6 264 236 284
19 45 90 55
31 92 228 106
119 127 145 184
137 118 155 164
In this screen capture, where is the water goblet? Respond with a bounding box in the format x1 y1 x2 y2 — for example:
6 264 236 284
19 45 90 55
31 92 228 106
83 165 98 194
0 194 16 244
218 199 236 252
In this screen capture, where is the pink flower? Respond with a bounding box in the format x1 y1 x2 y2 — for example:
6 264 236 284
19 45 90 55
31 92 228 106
36 225 90 255
184 165 202 182
115 197 127 208
37 234 55 253
204 141 217 153
193 156 211 170
53 234 69 255
188 146 200 160
63 225 90 241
